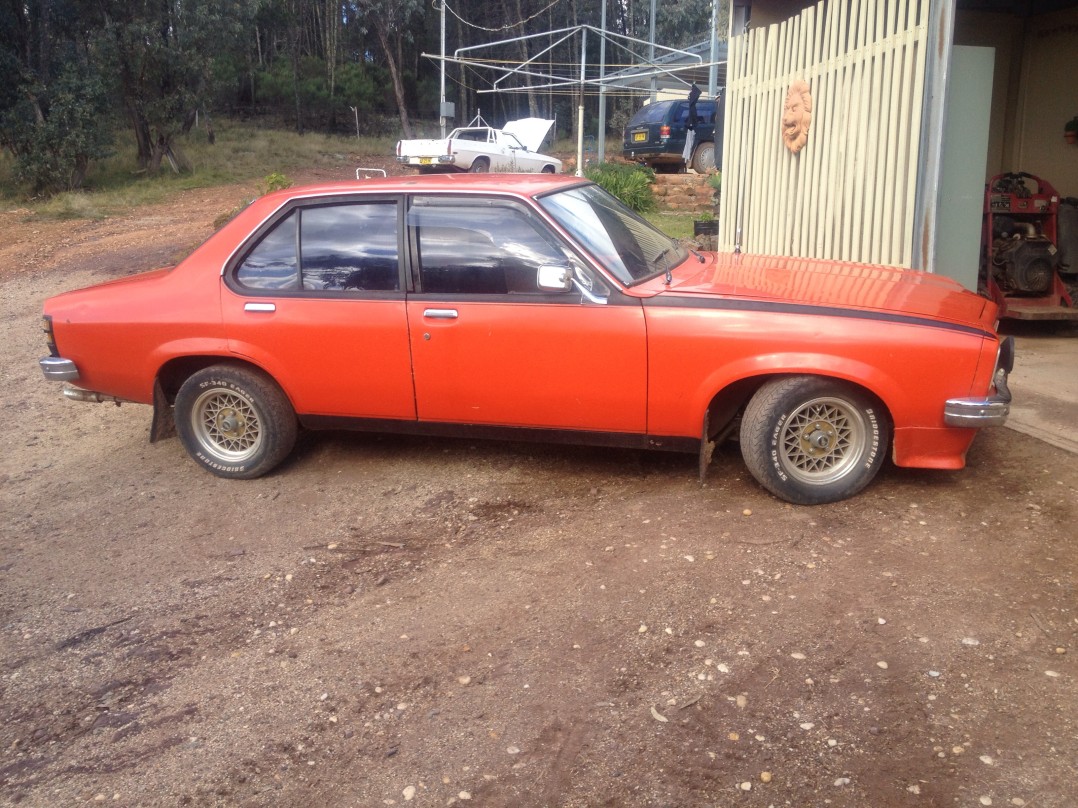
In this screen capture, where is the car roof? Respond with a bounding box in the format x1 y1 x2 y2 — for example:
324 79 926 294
262 173 587 203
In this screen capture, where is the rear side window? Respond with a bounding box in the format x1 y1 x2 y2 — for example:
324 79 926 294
235 202 400 292
237 212 298 289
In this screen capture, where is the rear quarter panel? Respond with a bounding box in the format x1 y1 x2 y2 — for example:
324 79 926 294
47 267 227 404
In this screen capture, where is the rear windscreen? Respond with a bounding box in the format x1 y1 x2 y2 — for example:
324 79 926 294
629 102 674 126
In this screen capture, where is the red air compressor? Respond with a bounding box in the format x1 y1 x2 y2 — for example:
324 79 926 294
981 172 1077 320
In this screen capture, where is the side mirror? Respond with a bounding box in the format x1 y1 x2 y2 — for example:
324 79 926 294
536 263 573 292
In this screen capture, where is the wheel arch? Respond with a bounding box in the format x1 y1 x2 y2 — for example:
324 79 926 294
701 361 898 443
152 355 293 441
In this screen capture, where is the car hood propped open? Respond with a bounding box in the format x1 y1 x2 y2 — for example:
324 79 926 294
501 118 555 152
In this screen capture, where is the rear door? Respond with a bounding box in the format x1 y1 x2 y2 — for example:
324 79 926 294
404 196 647 433
222 196 417 419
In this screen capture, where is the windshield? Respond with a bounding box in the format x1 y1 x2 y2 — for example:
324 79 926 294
538 183 687 285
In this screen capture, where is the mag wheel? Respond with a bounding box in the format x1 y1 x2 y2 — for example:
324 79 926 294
175 365 297 479
740 376 888 505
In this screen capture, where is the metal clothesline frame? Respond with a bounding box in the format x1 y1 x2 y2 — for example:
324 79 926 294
424 24 723 175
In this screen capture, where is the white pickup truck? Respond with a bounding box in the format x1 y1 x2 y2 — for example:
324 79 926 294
396 118 561 174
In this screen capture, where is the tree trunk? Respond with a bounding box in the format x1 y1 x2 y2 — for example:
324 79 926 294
512 0 539 118
375 21 412 138
131 107 154 170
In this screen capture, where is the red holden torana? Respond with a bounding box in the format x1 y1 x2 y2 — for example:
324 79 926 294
39 174 1013 504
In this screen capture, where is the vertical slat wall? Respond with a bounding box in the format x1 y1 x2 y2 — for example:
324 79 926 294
719 0 929 268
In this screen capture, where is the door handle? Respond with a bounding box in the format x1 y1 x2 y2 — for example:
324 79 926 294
244 302 276 313
423 308 458 319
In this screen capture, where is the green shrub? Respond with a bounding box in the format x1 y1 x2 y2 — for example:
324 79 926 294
584 162 656 213
261 171 292 194
1 66 113 196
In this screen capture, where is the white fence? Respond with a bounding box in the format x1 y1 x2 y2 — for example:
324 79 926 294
719 0 930 268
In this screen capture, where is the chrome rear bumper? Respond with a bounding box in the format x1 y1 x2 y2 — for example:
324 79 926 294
39 356 79 381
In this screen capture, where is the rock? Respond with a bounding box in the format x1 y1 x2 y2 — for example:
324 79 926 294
800 722 814 730
403 785 416 801
791 652 806 660
639 624 648 634
717 663 730 673
742 509 752 516
739 781 752 791
507 746 520 755
650 706 668 723
457 676 471 685
736 695 748 709
908 784 921 794
835 777 851 786
1045 670 1061 678
877 661 889 669
961 637 980 646
760 771 772 783
929 670 941 678
980 755 994 765
694 640 705 648
458 791 472 800
979 798 992 806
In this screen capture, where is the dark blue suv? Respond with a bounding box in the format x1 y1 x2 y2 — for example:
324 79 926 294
623 98 724 173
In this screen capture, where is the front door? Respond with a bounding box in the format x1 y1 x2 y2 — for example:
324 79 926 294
405 197 647 433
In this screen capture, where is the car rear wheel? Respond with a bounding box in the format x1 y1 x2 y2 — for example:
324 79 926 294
739 376 888 505
469 157 490 173
175 365 297 479
691 141 716 173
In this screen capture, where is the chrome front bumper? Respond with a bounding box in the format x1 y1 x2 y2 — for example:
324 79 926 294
39 356 79 381
943 396 1010 427
943 336 1014 428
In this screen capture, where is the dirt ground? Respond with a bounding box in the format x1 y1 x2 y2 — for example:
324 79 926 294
1 163 1076 808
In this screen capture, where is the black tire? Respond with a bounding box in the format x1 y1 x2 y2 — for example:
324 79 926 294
739 376 888 505
175 364 297 479
691 141 716 173
468 157 490 173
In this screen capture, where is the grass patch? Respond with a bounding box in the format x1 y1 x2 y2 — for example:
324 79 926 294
1 120 394 220
644 211 695 241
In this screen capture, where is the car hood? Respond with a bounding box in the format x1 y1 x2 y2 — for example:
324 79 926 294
501 118 555 152
654 252 995 330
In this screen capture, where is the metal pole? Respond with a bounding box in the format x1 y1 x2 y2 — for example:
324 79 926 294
598 0 607 163
576 28 586 177
440 1 447 138
648 0 657 103
708 0 719 96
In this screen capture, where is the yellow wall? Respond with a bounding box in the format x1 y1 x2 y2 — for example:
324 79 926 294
957 7 1078 196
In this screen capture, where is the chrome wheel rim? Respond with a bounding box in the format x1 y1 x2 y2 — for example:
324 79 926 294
190 387 263 463
778 396 867 485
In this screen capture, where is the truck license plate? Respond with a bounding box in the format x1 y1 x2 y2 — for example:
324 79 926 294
420 157 433 165
633 131 647 142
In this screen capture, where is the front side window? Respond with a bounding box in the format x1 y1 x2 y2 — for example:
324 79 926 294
410 203 566 295
234 202 399 293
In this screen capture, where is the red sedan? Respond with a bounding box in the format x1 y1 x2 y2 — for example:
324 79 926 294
39 174 1012 504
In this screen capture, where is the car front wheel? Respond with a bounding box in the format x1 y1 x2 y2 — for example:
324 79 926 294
739 376 888 505
175 364 297 479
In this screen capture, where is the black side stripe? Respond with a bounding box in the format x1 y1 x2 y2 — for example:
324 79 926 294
643 295 992 338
